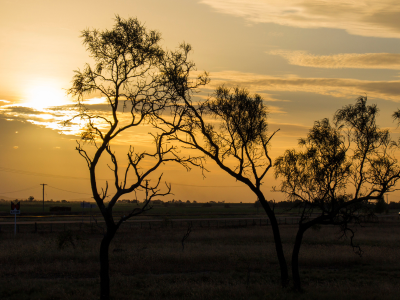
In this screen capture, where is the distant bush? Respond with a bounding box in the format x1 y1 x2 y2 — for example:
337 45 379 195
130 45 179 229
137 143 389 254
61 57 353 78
224 204 230 208
202 203 212 207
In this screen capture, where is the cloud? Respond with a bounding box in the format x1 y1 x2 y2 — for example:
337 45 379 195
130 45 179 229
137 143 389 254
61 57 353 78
206 71 400 102
3 70 400 146
267 105 286 114
2 106 42 115
0 104 79 135
268 50 400 69
269 122 310 137
200 0 400 38
0 100 167 143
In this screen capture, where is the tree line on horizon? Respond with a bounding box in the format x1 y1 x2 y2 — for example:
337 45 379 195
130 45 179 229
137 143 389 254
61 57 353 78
64 16 400 299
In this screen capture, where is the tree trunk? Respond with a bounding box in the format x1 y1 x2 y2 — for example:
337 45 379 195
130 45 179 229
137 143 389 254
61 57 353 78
100 227 116 300
292 227 305 291
268 211 289 287
258 194 289 287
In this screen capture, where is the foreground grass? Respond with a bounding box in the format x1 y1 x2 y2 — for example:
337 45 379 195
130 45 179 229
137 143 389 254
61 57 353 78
0 223 399 299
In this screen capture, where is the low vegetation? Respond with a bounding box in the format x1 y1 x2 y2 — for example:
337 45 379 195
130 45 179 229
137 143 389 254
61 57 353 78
0 221 399 299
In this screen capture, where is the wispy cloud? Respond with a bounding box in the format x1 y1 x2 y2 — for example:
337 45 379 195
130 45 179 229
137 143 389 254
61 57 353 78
0 100 170 144
268 50 400 69
267 105 286 114
200 0 400 38
269 122 310 137
0 104 80 134
206 71 400 102
0 99 11 106
3 70 400 145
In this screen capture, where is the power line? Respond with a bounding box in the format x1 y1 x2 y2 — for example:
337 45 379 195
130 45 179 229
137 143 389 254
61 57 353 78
0 167 247 188
59 197 94 201
0 166 89 180
0 195 22 200
47 185 93 195
168 182 245 188
0 185 39 194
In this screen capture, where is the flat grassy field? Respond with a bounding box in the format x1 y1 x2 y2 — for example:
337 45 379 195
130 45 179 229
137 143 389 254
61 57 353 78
0 201 265 216
2 201 397 219
0 220 399 300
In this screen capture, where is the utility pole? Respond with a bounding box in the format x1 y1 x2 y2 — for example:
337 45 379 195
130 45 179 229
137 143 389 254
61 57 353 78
40 184 47 213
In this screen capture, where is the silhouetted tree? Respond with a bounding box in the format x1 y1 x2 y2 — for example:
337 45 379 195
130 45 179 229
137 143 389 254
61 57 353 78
275 96 400 290
67 16 203 300
159 59 289 286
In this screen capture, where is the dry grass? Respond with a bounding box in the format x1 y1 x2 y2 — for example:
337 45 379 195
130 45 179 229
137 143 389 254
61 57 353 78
0 223 399 299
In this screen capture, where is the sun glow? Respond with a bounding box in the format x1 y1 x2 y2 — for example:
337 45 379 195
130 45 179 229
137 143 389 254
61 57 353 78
24 81 71 110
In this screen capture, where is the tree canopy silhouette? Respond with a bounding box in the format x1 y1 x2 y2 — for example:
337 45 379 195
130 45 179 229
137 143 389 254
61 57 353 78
67 16 204 300
159 74 289 286
275 96 400 290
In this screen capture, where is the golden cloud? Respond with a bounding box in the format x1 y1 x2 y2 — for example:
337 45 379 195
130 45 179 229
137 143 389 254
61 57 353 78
206 71 400 101
268 50 400 69
200 0 400 38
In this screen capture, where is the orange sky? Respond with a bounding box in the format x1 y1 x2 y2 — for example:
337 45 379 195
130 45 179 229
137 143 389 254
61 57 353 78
1 0 400 203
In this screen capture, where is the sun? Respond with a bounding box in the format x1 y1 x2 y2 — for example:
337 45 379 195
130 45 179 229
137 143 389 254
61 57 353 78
25 81 70 110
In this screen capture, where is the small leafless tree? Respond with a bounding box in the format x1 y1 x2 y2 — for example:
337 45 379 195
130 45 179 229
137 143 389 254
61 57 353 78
275 96 400 290
67 16 204 300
